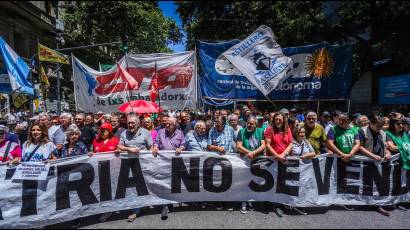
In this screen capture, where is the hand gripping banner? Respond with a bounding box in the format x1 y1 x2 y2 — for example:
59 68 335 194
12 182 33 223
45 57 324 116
0 152 409 228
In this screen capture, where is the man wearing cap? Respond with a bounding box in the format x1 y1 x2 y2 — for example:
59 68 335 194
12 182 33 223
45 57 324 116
320 111 331 128
0 125 21 164
279 108 290 119
0 119 19 144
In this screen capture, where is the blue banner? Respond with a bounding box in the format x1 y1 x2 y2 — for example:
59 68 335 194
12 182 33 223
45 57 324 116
198 41 352 105
0 36 34 95
379 74 410 105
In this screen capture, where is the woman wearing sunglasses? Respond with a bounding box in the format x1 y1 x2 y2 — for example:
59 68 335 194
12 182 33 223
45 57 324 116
386 118 410 170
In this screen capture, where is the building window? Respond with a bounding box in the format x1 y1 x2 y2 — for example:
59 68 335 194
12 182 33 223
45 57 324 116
45 1 53 15
13 33 25 57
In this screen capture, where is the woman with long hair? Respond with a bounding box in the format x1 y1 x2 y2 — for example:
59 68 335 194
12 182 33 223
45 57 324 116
265 112 293 163
21 121 56 162
142 116 158 142
386 118 410 170
264 112 293 217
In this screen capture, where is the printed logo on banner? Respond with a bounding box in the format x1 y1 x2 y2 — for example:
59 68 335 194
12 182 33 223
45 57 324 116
305 48 334 79
215 55 243 76
94 65 193 96
73 52 196 113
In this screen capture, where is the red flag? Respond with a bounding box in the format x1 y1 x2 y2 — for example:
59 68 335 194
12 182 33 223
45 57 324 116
116 63 139 90
149 63 159 102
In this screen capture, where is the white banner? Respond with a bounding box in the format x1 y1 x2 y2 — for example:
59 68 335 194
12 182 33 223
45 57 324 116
222 25 292 96
72 51 197 113
1 152 409 228
11 162 50 181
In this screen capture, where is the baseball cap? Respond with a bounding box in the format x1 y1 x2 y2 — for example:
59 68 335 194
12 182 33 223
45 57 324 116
322 111 330 117
352 113 361 119
99 123 113 133
280 108 289 114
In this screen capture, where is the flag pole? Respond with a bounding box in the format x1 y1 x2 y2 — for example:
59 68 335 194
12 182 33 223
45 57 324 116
156 61 160 111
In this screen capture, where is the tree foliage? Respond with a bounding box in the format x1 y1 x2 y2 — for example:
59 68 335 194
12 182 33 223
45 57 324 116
176 1 410 81
63 1 183 68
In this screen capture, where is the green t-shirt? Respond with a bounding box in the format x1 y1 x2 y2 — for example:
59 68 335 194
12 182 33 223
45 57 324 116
237 128 264 152
386 131 410 170
332 126 359 154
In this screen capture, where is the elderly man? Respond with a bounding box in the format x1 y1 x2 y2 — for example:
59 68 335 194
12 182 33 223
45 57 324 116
327 113 361 162
207 115 236 211
152 117 186 220
152 117 186 155
236 117 266 159
185 120 208 151
228 114 242 138
208 116 236 155
117 114 153 222
75 113 96 151
302 112 328 154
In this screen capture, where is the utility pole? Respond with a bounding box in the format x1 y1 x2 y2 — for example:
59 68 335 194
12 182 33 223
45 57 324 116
55 3 62 114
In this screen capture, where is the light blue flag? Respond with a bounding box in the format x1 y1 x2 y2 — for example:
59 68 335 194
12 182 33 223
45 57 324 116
0 36 34 95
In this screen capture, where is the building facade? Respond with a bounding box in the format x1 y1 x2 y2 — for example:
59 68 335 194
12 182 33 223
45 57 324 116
0 1 73 113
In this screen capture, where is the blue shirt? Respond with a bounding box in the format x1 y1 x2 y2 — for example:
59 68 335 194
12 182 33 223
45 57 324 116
185 131 208 151
208 125 236 153
57 141 88 158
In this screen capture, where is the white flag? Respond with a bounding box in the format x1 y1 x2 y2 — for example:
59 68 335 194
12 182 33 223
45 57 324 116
223 25 292 96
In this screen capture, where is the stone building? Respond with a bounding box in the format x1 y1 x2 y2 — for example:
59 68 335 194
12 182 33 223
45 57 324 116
0 1 73 113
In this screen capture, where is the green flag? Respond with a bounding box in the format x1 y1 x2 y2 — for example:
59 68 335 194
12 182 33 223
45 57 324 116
99 63 114 72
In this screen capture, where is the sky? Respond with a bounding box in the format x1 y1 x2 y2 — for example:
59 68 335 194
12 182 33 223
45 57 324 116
158 1 187 52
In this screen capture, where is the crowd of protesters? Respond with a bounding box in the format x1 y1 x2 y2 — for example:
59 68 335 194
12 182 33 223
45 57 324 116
0 106 410 223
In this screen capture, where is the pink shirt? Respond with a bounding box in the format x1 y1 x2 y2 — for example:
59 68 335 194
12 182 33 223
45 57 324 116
0 140 22 162
150 129 158 143
264 126 292 156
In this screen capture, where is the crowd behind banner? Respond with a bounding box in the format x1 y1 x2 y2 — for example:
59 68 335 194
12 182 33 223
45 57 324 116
0 106 410 226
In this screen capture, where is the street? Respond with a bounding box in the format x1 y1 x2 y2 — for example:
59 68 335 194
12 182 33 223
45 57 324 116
46 203 410 229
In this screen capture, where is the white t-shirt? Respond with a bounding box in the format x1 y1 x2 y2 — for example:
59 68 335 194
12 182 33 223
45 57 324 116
22 142 56 162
